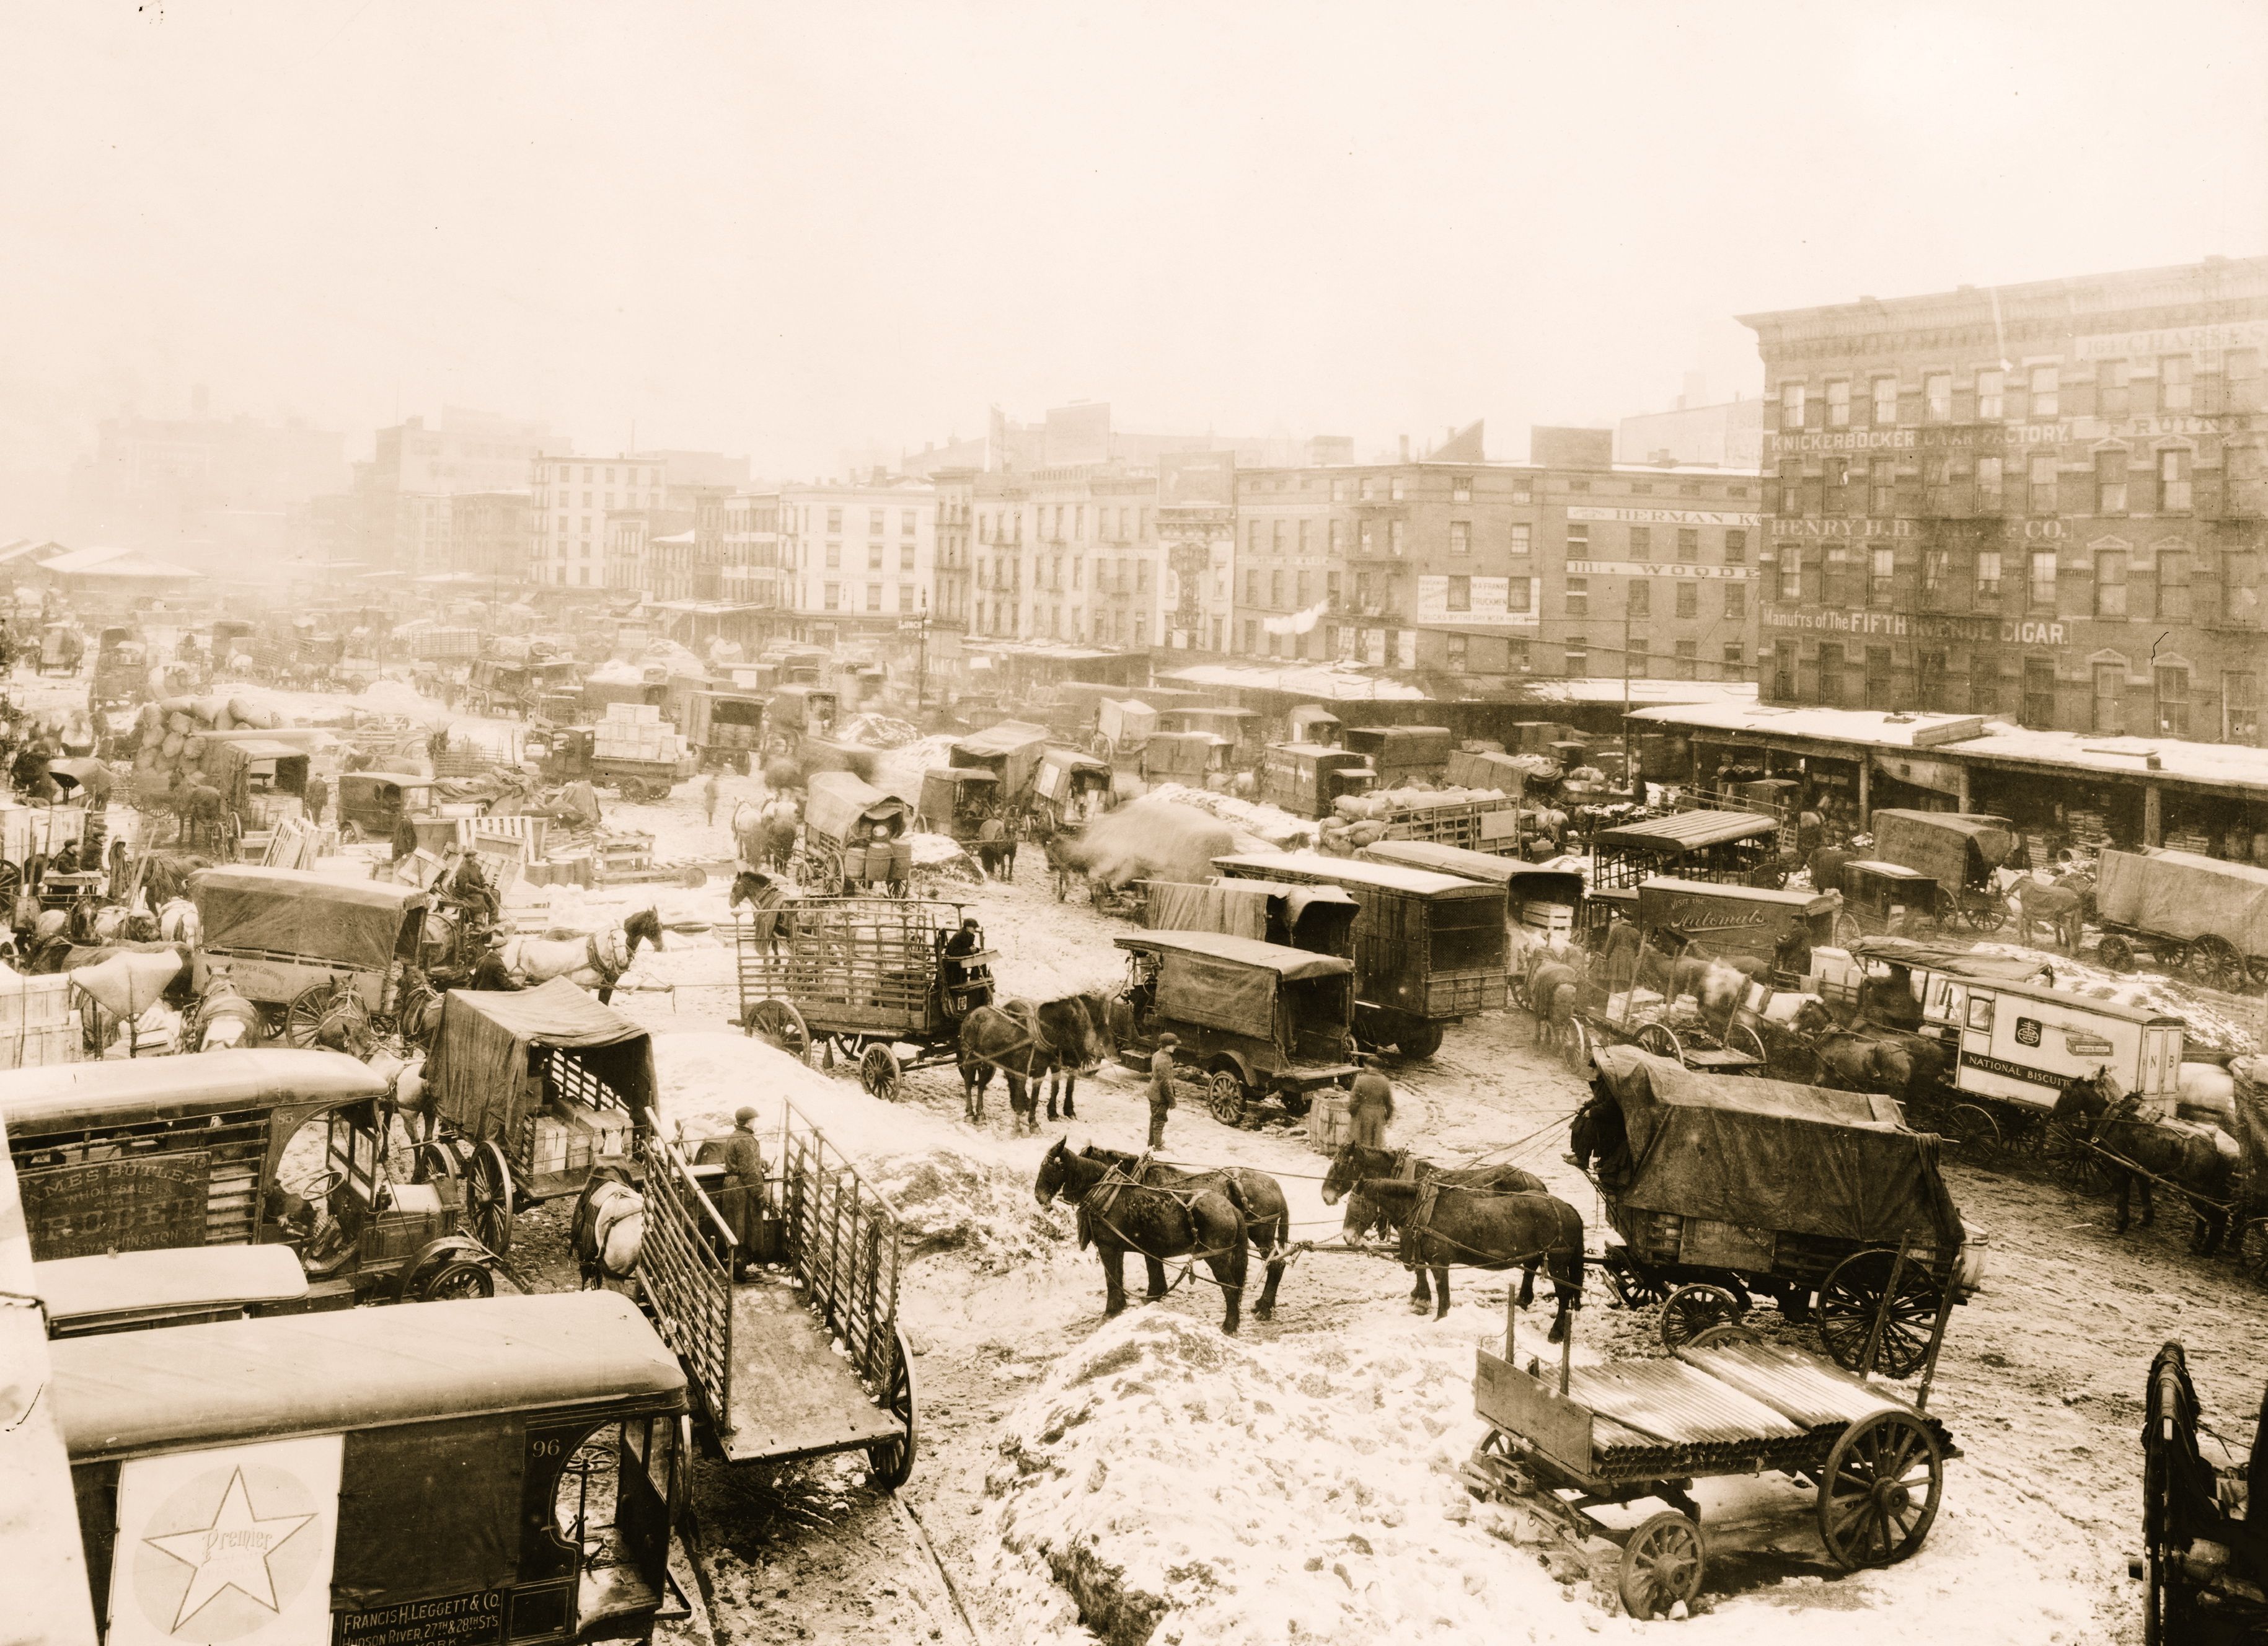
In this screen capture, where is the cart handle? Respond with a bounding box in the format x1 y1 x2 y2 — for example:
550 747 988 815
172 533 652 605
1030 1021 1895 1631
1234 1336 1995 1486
1856 1231 1913 1385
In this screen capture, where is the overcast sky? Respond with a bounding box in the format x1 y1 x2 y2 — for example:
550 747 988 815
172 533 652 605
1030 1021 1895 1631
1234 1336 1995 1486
2 0 2262 511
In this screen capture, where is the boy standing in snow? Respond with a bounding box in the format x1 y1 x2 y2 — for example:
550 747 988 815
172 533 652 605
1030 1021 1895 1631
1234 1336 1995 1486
1148 1034 1178 1149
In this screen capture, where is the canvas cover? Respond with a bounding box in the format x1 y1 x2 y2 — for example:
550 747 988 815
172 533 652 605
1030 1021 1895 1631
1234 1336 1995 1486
951 720 1050 799
192 866 425 970
1849 936 2056 985
1157 946 1281 1036
1592 1045 1963 1249
1035 747 1110 803
428 977 656 1143
1869 810 2015 892
2096 848 2268 951
2231 1057 2268 1215
805 770 911 843
1098 698 1157 745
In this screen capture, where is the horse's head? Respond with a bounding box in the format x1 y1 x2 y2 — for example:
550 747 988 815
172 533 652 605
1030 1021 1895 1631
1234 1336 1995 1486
2053 1067 2116 1122
624 907 664 957
1035 1137 1071 1205
1789 997 1835 1039
730 871 770 912
1321 1143 1382 1206
1354 1176 1416 1215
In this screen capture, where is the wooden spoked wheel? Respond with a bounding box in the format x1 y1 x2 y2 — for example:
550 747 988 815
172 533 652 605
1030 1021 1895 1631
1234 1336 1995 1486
1961 896 2007 933
867 1327 917 1491
282 980 342 1047
1562 1017 1593 1075
412 1141 461 1200
1618 1510 1706 1620
1816 1250 1941 1378
2041 1117 2113 1194
1602 1259 1670 1311
1206 1068 1246 1125
418 1259 496 1301
1832 911 1864 949
466 1142 515 1256
1944 1103 2003 1165
2239 1218 2268 1288
1658 1282 1745 1352
859 1043 902 1102
1635 1022 1685 1065
2189 935 2247 993
1726 1023 1768 1066
2098 933 2136 972
1683 1322 1764 1351
1817 1410 1942 1570
745 998 811 1063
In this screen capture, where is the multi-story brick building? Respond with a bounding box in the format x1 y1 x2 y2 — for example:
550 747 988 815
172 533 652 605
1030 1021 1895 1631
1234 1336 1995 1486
1229 426 1759 689
721 490 784 614
447 491 529 583
968 464 1175 649
531 454 668 588
930 469 975 631
1741 255 2268 739
778 478 935 646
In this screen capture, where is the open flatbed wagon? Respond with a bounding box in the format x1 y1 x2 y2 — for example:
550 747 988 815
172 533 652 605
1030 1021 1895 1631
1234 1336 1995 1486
736 896 994 1100
637 1094 915 1487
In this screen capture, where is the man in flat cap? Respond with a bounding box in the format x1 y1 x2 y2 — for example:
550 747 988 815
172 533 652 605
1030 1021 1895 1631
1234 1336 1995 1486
1148 1033 1180 1149
720 1104 767 1279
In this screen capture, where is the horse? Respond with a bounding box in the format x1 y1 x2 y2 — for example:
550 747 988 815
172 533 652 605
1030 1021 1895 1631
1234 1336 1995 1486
1082 1145 1292 1321
957 1000 1049 1128
1034 1137 1250 1334
139 851 213 909
183 964 264 1051
1354 1176 1586 1340
729 871 796 958
1039 993 1113 1120
1811 1028 1915 1097
496 909 664 1003
2053 1070 2238 1245
1325 1145 1552 1306
1807 844 1850 896
569 1164 645 1290
1526 953 1583 1055
2010 878 2085 953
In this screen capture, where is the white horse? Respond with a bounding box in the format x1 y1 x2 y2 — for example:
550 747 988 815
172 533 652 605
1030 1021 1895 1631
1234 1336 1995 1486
495 910 664 1003
157 896 200 944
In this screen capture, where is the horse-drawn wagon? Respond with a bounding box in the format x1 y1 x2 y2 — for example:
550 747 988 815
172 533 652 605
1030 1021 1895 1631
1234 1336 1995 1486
1590 808 1787 889
1110 928 1358 1124
1033 745 1113 831
418 977 656 1255
1860 809 2018 934
1260 742 1377 819
1139 729 1230 789
1579 1046 1984 1377
190 866 436 1046
916 767 1007 870
766 683 839 754
2094 847 2268 992
1215 850 1507 1059
736 897 994 1101
1 1049 506 1305
948 719 1049 819
638 1092 916 1487
801 770 912 897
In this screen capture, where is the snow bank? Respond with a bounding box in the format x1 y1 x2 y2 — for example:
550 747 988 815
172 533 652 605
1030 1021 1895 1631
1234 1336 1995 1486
652 1032 1068 1269
1143 782 1315 849
872 734 961 804
1970 941 2260 1055
980 1308 2093 1645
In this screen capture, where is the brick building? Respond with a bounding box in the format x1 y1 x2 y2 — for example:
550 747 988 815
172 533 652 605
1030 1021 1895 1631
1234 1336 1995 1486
1741 256 2268 740
968 464 1176 649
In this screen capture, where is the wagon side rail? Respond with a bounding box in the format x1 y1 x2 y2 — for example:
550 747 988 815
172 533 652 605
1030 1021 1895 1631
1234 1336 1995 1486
635 1129 739 1437
778 1104 904 1399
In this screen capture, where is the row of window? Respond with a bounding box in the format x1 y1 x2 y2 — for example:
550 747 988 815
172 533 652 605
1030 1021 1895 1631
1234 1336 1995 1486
1773 541 2261 623
805 542 920 572
1777 449 2204 517
812 582 921 612
981 504 1150 544
1779 351 2257 429
535 464 663 486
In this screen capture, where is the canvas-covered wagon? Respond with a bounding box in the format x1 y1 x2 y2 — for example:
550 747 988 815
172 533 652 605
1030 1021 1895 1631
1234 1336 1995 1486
2094 847 2268 992
1864 809 2017 933
801 770 913 897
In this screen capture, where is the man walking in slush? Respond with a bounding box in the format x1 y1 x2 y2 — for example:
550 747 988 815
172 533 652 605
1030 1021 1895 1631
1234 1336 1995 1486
1148 1033 1178 1149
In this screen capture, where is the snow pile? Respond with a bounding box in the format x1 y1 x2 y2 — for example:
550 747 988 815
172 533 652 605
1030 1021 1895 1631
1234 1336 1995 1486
1971 941 2260 1054
1072 796 1243 888
1142 783 1314 848
585 658 652 685
652 1032 1067 1268
833 711 919 749
980 1308 2095 1645
871 734 961 803
348 678 438 720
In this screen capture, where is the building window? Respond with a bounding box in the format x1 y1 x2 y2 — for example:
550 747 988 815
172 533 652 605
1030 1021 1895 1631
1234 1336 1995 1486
1675 582 1697 619
1565 638 1587 678
1977 369 2004 421
1445 633 1468 672
1388 521 1406 555
1773 640 1796 700
1778 462 1802 516
1827 381 1851 427
1630 526 1652 558
1447 575 1471 612
1925 372 1953 421
824 581 840 610
1296 570 1310 605
1510 522 1531 556
827 507 842 533
2095 449 2128 514
1507 579 1532 614
2157 550 2189 620
1677 528 1698 561
2226 672 2259 743
1872 377 1899 426
1776 548 1800 602
2099 359 2130 418
1780 382 1806 430
1246 520 1260 551
2229 552 2263 626
1869 546 1895 605
2095 548 2127 617
1452 475 1473 502
1970 653 2001 715
1270 570 1285 607
1271 520 1287 553
1822 546 1850 607
2029 454 2059 514
1725 642 1744 672
1865 646 1894 708
1359 521 1374 555
2028 365 2060 419
2158 449 2193 511
867 543 883 570
1627 580 1651 618
1922 547 1950 601
1869 459 1895 515
826 542 841 569
1817 642 1845 706
1564 578 1587 617
1242 620 1257 654
1449 521 1471 556
2022 656 2056 728
1724 529 1746 564
1329 520 1344 553
2093 664 2126 734
1977 456 2004 508
2162 355 2194 412
1245 570 1259 605
1297 519 1312 553
2028 548 2057 611
2156 666 2192 737
1724 581 1746 620
1566 522 1589 552
1331 478 1348 502
899 582 914 610
1390 476 1407 501
1675 638 1698 678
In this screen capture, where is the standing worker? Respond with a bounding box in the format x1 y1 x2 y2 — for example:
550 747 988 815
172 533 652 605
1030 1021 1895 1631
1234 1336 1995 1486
1346 1062 1395 1150
703 770 722 828
719 1105 768 1280
1147 1032 1179 1149
303 770 329 828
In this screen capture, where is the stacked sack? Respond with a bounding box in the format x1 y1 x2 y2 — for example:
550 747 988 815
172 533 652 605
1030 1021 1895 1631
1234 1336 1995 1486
128 694 288 806
1316 784 1512 852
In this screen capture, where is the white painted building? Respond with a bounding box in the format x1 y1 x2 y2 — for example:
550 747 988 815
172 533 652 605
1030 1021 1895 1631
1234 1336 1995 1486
779 478 937 645
529 454 669 588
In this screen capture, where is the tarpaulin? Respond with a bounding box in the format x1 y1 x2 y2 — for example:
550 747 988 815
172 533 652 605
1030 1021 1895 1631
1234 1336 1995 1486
192 866 424 971
2231 1057 2268 1218
950 720 1049 801
1593 1045 1964 1250
1869 810 2014 892
2097 849 2268 953
1145 881 1274 943
427 977 655 1142
805 770 910 844
1158 947 1279 1036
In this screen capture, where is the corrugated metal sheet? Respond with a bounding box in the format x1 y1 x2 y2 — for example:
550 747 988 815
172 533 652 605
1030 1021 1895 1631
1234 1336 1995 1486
1676 1340 1907 1430
1566 1358 1807 1446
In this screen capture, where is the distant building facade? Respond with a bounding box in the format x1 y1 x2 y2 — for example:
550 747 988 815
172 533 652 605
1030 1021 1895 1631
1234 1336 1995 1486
966 462 1197 650
1617 397 1765 470
363 410 557 577
721 491 785 613
531 454 668 588
1741 255 2268 739
778 478 937 646
447 491 529 582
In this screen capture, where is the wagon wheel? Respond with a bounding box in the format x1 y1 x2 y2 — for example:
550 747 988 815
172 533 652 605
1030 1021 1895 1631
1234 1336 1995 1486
2239 1218 2268 1288
1817 1409 1942 1570
282 979 344 1047
0 860 20 907
2098 933 2136 973
1943 1103 2003 1166
1634 1022 1685 1065
1725 1023 1768 1067
1397 1020 1444 1060
859 1043 902 1102
465 1142 515 1256
745 998 811 1063
2189 934 2246 993
1657 1282 1745 1352
418 1259 497 1302
1685 1321 1765 1351
867 1327 918 1491
1961 896 2008 933
1832 910 1863 949
1618 1510 1706 1621
1205 1068 1246 1125
412 1141 461 1199
1815 1249 1941 1379
2041 1117 2113 1195
2161 941 2193 978
1562 1015 1593 1075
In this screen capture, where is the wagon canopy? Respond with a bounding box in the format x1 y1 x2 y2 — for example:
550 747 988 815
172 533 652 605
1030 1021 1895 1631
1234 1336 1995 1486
1868 810 2016 892
1144 878 1357 950
192 866 427 970
2097 848 2268 953
1596 810 1777 852
1120 930 1352 1038
1035 746 1111 802
1592 1045 1963 1251
950 720 1049 799
805 770 911 843
428 977 656 1143
1847 936 2055 986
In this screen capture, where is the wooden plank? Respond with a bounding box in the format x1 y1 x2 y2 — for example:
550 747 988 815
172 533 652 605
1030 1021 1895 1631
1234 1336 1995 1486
1475 1348 1594 1476
720 1279 902 1463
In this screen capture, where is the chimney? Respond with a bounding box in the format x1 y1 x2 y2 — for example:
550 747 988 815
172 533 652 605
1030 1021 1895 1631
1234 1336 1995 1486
1398 434 1410 463
1445 426 1455 449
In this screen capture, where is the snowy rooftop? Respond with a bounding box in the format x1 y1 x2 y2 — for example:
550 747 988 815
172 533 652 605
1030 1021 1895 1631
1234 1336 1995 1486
1159 662 1427 701
1500 677 1758 708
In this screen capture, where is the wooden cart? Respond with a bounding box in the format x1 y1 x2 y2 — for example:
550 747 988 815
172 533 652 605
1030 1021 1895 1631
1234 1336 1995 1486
1591 809 1786 891
190 865 435 1045
1865 809 2018 934
2094 847 2268 993
801 771 912 897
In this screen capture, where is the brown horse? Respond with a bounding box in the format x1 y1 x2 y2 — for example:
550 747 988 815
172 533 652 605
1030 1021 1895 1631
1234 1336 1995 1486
1356 1176 1585 1340
1326 1145 1551 1305
2054 1072 2236 1246
2010 879 2084 953
959 995 1110 1129
1035 1138 1250 1334
1083 1145 1291 1321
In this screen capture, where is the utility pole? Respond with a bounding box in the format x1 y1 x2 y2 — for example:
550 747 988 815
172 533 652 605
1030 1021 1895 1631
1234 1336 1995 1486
916 591 929 716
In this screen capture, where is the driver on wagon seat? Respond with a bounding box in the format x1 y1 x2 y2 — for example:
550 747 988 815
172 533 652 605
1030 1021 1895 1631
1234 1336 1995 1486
942 917 986 998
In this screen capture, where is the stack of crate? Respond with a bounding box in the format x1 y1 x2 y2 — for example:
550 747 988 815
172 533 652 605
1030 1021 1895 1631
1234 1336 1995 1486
594 702 685 765
0 972 79 1070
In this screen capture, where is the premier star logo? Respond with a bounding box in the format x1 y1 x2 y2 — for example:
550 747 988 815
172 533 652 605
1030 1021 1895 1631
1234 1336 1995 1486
143 1468 317 1631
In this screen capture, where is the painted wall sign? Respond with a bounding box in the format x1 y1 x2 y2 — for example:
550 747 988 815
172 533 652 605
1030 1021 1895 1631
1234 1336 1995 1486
1414 576 1542 628
1769 517 1918 539
22 1155 210 1259
2075 320 2268 359
335 1590 508 1646
1564 506 1760 529
1565 560 1751 581
1769 429 1915 456
1761 609 2070 646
